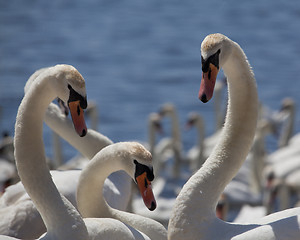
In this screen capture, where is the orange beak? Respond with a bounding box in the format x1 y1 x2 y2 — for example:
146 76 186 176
136 172 156 211
198 63 219 103
68 100 87 137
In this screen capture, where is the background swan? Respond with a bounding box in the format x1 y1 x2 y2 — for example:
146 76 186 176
146 112 173 178
158 103 183 179
185 112 205 172
168 33 300 240
13 64 89 239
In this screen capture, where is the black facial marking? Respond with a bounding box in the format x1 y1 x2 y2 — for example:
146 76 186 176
134 160 154 182
201 49 221 73
68 84 87 109
149 201 156 211
81 129 86 137
201 94 208 103
77 105 81 116
188 118 196 126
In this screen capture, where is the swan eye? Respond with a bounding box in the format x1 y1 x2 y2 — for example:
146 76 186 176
134 160 154 182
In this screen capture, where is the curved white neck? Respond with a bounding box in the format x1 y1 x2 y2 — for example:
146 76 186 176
169 110 181 146
194 117 205 152
279 107 295 148
77 146 167 240
172 41 258 222
45 103 112 160
148 121 157 155
194 117 205 170
14 75 87 238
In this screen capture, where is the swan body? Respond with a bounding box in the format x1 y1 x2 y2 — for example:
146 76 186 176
168 33 300 240
77 141 167 240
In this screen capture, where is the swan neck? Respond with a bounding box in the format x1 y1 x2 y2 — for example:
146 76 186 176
77 148 123 218
45 103 112 160
148 122 156 155
207 42 258 208
195 118 205 150
170 110 181 144
14 75 87 236
172 41 258 223
77 146 167 240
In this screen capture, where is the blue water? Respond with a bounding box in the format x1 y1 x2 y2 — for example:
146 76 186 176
1 0 300 161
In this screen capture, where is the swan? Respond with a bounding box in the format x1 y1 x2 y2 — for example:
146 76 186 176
158 103 183 179
6 64 150 240
0 133 15 164
168 33 300 240
1 64 161 240
77 141 168 240
0 160 15 194
185 112 205 172
0 83 130 238
0 133 18 193
277 98 295 148
147 112 173 179
13 64 89 239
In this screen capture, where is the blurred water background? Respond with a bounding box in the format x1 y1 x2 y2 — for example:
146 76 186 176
1 0 300 162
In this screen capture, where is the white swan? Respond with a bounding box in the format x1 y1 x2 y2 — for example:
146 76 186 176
147 112 173 179
0 160 15 195
27 67 132 208
168 33 300 240
185 112 205 172
13 64 89 239
0 80 130 238
158 103 183 179
5 64 151 240
277 97 295 148
77 141 168 240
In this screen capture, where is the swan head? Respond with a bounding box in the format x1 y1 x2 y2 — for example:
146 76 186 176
118 142 157 211
186 112 203 129
199 33 232 103
26 64 88 137
158 103 176 117
148 113 163 133
50 65 88 137
279 97 295 117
